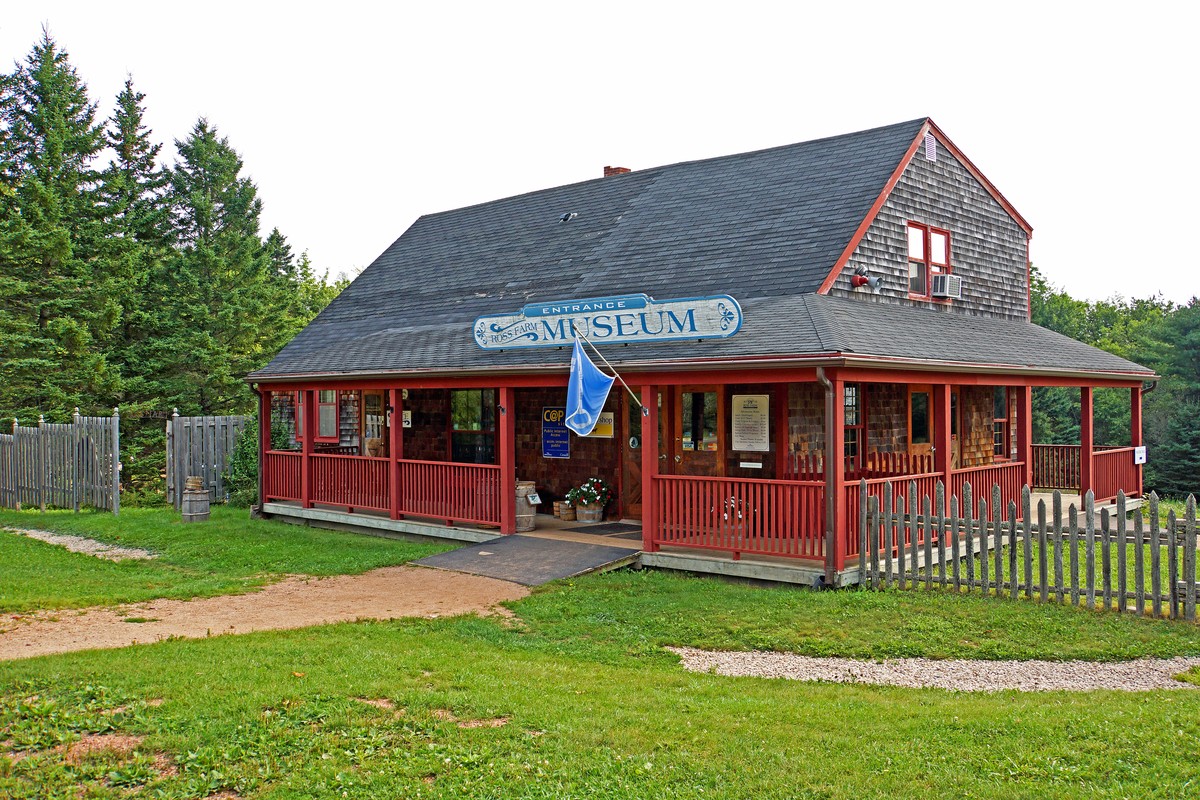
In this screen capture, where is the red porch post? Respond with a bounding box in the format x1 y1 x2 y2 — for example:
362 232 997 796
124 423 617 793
821 369 846 582
641 384 660 553
1131 385 1143 496
301 389 314 509
1016 384 1033 489
388 388 403 520
774 382 790 478
1080 387 1094 498
933 382 952 489
498 386 517 534
257 388 270 508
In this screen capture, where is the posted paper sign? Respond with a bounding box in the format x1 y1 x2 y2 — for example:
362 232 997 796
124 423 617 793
542 408 570 458
731 395 770 452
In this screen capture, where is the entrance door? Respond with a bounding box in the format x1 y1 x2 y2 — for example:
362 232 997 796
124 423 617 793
674 386 724 477
908 385 933 471
620 389 669 520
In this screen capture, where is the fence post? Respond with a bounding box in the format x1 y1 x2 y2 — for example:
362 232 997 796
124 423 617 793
38 415 45 513
1185 496 1197 623
72 408 81 512
11 419 18 511
111 407 120 516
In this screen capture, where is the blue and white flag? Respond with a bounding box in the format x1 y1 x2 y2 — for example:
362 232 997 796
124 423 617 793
565 338 615 436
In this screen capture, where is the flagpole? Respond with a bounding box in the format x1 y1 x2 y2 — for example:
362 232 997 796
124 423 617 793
569 322 649 416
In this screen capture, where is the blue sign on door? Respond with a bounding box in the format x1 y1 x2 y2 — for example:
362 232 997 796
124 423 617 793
542 407 570 459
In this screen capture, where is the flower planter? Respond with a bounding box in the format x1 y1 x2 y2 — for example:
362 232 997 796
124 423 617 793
576 503 603 523
559 505 576 521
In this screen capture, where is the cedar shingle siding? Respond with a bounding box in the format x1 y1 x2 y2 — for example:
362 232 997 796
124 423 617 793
827 146 1029 319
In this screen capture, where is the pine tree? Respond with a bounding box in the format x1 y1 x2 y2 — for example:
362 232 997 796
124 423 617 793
0 30 119 418
144 119 274 414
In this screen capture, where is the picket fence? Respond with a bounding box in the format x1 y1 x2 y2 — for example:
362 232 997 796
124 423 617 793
0 410 120 514
856 479 1198 622
165 412 248 509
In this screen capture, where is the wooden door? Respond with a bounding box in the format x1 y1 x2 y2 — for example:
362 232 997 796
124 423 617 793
908 384 933 471
674 386 724 477
621 389 669 520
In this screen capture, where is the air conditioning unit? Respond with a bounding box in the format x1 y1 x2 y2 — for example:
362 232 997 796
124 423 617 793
931 273 963 300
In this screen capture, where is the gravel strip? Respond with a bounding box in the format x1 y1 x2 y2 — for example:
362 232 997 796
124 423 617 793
667 647 1200 692
3 528 157 561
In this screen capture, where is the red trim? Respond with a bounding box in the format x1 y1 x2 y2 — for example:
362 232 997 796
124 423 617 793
641 385 660 553
498 387 516 534
300 390 314 508
1130 387 1143 496
1080 387 1094 497
817 123 926 294
1016 386 1033 488
388 388 403 520
314 390 339 442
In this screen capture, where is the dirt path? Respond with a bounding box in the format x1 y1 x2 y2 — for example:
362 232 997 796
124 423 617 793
0 565 528 661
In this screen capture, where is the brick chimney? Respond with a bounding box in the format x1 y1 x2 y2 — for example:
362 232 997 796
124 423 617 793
604 166 631 177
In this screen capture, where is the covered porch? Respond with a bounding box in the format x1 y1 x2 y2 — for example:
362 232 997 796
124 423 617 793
255 367 1145 584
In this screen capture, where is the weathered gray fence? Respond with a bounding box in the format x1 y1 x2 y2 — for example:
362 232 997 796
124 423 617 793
857 479 1199 622
165 412 247 509
0 409 120 514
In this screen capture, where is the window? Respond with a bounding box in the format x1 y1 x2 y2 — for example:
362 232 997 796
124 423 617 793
450 389 496 463
316 389 339 441
910 391 931 445
844 384 865 471
681 391 718 451
993 387 1010 459
907 222 951 298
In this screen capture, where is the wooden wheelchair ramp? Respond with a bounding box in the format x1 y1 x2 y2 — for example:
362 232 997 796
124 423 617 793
413 534 639 586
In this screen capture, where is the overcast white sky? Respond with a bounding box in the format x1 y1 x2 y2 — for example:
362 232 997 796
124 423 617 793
3 2 1195 304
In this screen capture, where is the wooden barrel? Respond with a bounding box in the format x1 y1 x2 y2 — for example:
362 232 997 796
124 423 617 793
575 502 603 523
559 503 576 521
515 481 537 532
181 476 210 523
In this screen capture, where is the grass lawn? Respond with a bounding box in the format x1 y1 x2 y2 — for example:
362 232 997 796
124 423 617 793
0 505 451 612
3 567 1200 798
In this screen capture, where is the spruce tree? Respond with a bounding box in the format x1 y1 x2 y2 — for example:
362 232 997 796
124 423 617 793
147 119 274 414
0 31 119 418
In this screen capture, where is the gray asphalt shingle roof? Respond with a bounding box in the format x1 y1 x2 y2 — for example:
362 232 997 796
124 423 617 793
251 119 1152 381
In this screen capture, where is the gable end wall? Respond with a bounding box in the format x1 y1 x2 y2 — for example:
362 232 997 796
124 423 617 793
827 145 1029 320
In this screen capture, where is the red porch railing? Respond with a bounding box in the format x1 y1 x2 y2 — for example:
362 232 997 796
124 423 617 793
785 451 934 481
1092 447 1138 502
263 451 302 501
844 472 941 562
397 459 501 527
311 453 391 512
650 475 825 560
1031 444 1080 490
948 462 1025 518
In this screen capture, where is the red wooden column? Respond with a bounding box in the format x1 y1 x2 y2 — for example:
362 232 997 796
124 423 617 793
1131 385 1143 496
498 386 517 535
257 388 270 508
933 382 952 490
1015 384 1033 489
774 382 790 478
823 370 847 582
1080 387 1094 499
301 389 314 509
388 388 404 520
641 385 660 553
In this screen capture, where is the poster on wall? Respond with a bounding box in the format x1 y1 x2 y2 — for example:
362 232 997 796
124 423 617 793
542 408 570 458
584 411 615 438
731 395 770 452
